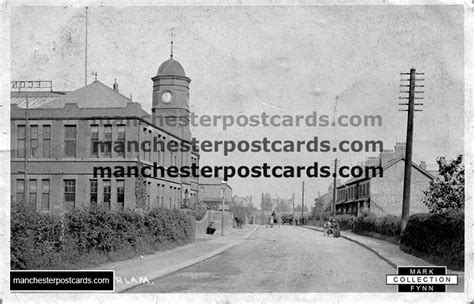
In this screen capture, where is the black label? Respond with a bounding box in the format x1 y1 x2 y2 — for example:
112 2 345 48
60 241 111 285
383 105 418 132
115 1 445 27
10 271 114 292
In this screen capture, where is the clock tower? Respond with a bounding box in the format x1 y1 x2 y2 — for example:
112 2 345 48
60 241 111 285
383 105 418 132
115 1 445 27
151 52 191 140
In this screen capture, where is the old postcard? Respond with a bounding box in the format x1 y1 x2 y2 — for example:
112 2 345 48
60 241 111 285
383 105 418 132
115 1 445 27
0 1 472 303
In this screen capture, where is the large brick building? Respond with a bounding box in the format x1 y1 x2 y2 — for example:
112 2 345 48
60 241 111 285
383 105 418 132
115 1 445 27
10 55 200 213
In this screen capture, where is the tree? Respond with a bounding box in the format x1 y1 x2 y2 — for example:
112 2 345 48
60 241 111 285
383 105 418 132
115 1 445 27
260 193 273 212
295 204 308 212
313 196 325 214
191 196 208 220
422 155 464 213
276 199 290 213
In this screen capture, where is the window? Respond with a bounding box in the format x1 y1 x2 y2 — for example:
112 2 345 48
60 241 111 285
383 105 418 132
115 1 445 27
157 183 161 207
91 125 99 157
177 188 181 208
17 125 25 158
146 182 151 208
161 185 164 208
117 180 125 210
157 147 161 165
29 179 37 205
170 186 173 209
64 126 76 157
64 180 76 204
16 179 24 202
103 180 111 209
41 179 50 211
104 125 112 158
90 180 98 209
117 125 126 158
30 126 38 158
43 125 51 158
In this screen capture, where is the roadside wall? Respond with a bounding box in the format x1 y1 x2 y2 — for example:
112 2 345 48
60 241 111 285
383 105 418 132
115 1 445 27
195 210 234 238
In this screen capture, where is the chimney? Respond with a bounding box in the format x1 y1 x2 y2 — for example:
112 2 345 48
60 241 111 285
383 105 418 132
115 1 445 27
420 161 427 170
113 78 119 92
379 149 395 165
394 142 406 158
365 156 380 167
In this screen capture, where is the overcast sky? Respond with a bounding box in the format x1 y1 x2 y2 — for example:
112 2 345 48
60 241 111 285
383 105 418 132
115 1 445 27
11 5 464 207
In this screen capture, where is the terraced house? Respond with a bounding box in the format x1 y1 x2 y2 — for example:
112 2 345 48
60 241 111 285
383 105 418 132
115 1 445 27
10 54 200 213
335 143 434 216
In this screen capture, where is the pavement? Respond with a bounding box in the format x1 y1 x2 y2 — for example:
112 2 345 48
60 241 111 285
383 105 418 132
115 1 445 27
303 225 464 290
96 225 258 292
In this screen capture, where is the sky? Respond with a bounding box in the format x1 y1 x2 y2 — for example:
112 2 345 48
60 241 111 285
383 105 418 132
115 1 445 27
10 5 465 207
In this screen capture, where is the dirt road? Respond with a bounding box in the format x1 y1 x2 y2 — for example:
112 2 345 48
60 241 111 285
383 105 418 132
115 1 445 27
128 225 395 292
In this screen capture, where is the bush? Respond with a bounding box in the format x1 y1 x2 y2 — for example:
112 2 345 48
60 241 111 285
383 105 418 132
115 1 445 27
334 214 356 230
400 211 463 271
352 212 401 237
352 212 377 234
11 205 194 270
375 215 401 236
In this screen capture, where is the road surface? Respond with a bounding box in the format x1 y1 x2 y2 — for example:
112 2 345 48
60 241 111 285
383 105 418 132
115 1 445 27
128 225 396 292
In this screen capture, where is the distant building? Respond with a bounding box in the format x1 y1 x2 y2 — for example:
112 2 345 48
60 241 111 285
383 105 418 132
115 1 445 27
232 195 252 206
199 177 232 211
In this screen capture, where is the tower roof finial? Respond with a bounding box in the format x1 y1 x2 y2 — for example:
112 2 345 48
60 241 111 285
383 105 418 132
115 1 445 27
170 28 174 59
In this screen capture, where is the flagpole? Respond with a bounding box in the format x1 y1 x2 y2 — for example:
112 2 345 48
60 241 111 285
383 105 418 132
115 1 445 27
85 7 88 86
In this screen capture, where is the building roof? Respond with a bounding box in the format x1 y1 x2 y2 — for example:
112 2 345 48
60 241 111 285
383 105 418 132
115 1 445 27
42 80 132 109
338 157 434 188
157 58 186 77
10 91 67 108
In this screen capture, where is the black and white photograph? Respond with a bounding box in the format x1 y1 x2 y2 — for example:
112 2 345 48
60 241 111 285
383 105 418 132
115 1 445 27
0 1 472 303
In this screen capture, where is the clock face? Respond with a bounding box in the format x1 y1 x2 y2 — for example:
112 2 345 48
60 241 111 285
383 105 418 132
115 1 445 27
161 92 172 104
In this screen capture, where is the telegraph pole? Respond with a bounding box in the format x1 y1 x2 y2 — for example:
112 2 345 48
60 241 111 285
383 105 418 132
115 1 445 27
221 184 225 236
399 68 424 231
85 7 88 86
301 181 305 224
332 158 338 217
24 95 29 204
292 192 295 219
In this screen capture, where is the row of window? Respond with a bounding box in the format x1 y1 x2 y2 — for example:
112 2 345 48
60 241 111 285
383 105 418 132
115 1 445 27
91 125 125 158
16 179 50 210
336 182 370 202
89 179 125 210
16 178 197 211
17 125 51 158
17 124 188 166
146 182 186 210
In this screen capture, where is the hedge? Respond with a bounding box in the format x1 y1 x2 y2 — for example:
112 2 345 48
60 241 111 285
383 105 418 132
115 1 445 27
400 211 464 271
11 203 194 270
334 214 356 230
352 213 401 237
